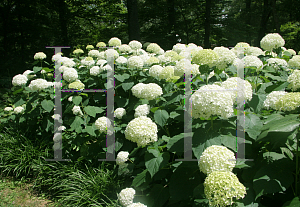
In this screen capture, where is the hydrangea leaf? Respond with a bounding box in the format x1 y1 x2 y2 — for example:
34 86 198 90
14 97 26 107
70 116 85 133
282 197 300 207
122 82 134 91
147 184 169 207
72 96 82 106
154 109 169 127
84 106 97 117
145 151 169 178
41 100 54 112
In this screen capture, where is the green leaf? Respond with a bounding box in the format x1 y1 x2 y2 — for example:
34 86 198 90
154 109 169 127
115 73 130 82
280 147 294 160
122 82 134 91
41 100 54 112
73 96 82 106
282 197 300 207
145 152 169 178
170 111 180 119
132 169 149 188
70 116 85 133
14 98 26 107
13 88 24 95
166 133 185 153
247 93 267 113
86 124 97 136
147 184 169 207
244 113 263 140
84 106 97 117
33 66 42 73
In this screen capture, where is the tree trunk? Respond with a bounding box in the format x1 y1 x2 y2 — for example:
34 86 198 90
257 0 271 47
127 0 140 41
204 0 211 49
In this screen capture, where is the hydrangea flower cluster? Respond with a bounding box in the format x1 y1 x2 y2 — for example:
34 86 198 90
52 53 62 62
191 84 234 119
149 65 163 78
287 49 297 56
220 77 253 103
129 40 142 50
145 57 159 66
204 171 246 207
23 70 36 79
95 117 112 135
63 68 78 82
127 56 144 69
68 80 85 90
28 79 54 91
88 49 100 58
172 43 186 54
108 37 122 47
287 69 300 91
164 50 183 62
105 49 119 59
244 46 264 57
90 66 101 76
4 107 13 112
260 33 285 51
34 52 46 60
213 47 237 70
263 91 288 110
288 55 300 68
12 74 28 86
73 49 84 55
124 116 158 147
114 107 126 119
116 56 128 65
159 66 174 80
267 58 288 70
134 104 150 117
275 92 300 111
72 106 83 116
14 106 25 114
96 42 106 47
131 83 163 100
146 43 162 54
81 57 95 67
116 151 129 165
243 55 263 70
60 57 76 67
117 188 135 207
119 44 132 54
198 145 236 175
192 49 219 68
127 203 147 207
86 45 94 50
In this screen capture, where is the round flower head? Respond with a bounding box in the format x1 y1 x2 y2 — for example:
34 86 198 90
287 49 297 56
213 47 237 70
4 107 13 112
288 55 300 68
95 117 112 135
287 69 300 91
127 56 144 69
164 50 183 62
96 42 106 47
86 45 94 50
192 49 219 68
244 46 264 57
116 56 128 65
90 66 101 76
199 145 236 175
131 83 146 99
134 104 150 117
191 84 234 119
118 188 135 207
34 52 46 60
119 44 132 54
88 49 100 58
263 91 288 110
146 43 162 54
260 33 285 51
68 96 73 102
157 54 171 64
129 40 142 50
204 171 246 206
127 203 147 207
125 116 158 147
267 58 288 70
159 66 174 80
12 74 28 86
81 57 95 67
220 77 253 103
73 49 84 55
116 151 129 165
114 107 126 119
52 53 62 62
105 49 119 59
14 106 25 114
23 70 35 79
243 55 263 70
149 65 163 79
108 37 122 47
72 105 83 116
174 58 192 76
58 126 66 131
28 79 54 91
63 68 78 82
68 80 85 90
140 83 163 100
145 57 159 66
172 43 186 54
60 57 76 68
234 42 250 48
275 92 300 111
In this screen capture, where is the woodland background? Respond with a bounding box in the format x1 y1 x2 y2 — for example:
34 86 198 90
0 0 299 87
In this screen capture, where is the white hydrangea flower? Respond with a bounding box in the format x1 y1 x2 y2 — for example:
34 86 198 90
139 53 150 63
98 51 106 59
81 57 95 67
52 53 62 62
146 43 162 54
72 105 83 116
288 55 300 68
60 57 76 68
116 56 128 64
41 69 47 74
63 68 78 82
132 83 163 100
90 66 101 76
267 58 288 70
199 145 236 175
221 77 253 103
105 49 119 59
86 45 94 50
88 49 100 58
4 107 13 112
159 66 174 80
174 58 194 76
127 203 147 207
116 151 130 165
287 49 296 56
275 92 300 111
244 47 264 57
260 33 285 51
73 49 84 55
68 80 85 90
95 117 112 135
96 42 106 47
287 69 300 91
58 66 69 73
119 44 132 54
58 126 66 131
23 70 36 79
118 188 135 207
204 171 246 207
213 47 237 70
108 37 122 47
157 54 171 64
52 114 61 120
192 49 219 68
243 55 263 70
125 116 158 147
28 78 54 91
129 40 142 50
68 96 73 102
127 56 144 69
134 104 150 117
263 91 288 110
191 84 234 119
172 43 186 54
114 108 126 119
96 59 107 67
34 52 46 60
14 106 25 114
149 65 163 78
12 74 28 86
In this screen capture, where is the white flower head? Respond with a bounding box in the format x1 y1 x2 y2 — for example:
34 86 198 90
90 66 101 76
108 37 122 47
68 96 73 102
34 52 46 60
117 188 135 207
288 69 300 91
116 151 130 165
95 117 112 135
12 74 28 86
4 107 13 112
263 91 288 110
116 56 128 65
243 55 263 70
134 104 150 117
63 68 78 82
127 56 144 69
129 40 142 50
260 33 285 51
88 49 100 58
23 70 36 79
28 79 54 91
114 108 126 119
14 106 25 114
72 105 83 116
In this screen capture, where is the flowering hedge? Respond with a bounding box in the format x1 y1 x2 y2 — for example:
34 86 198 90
1 34 300 206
